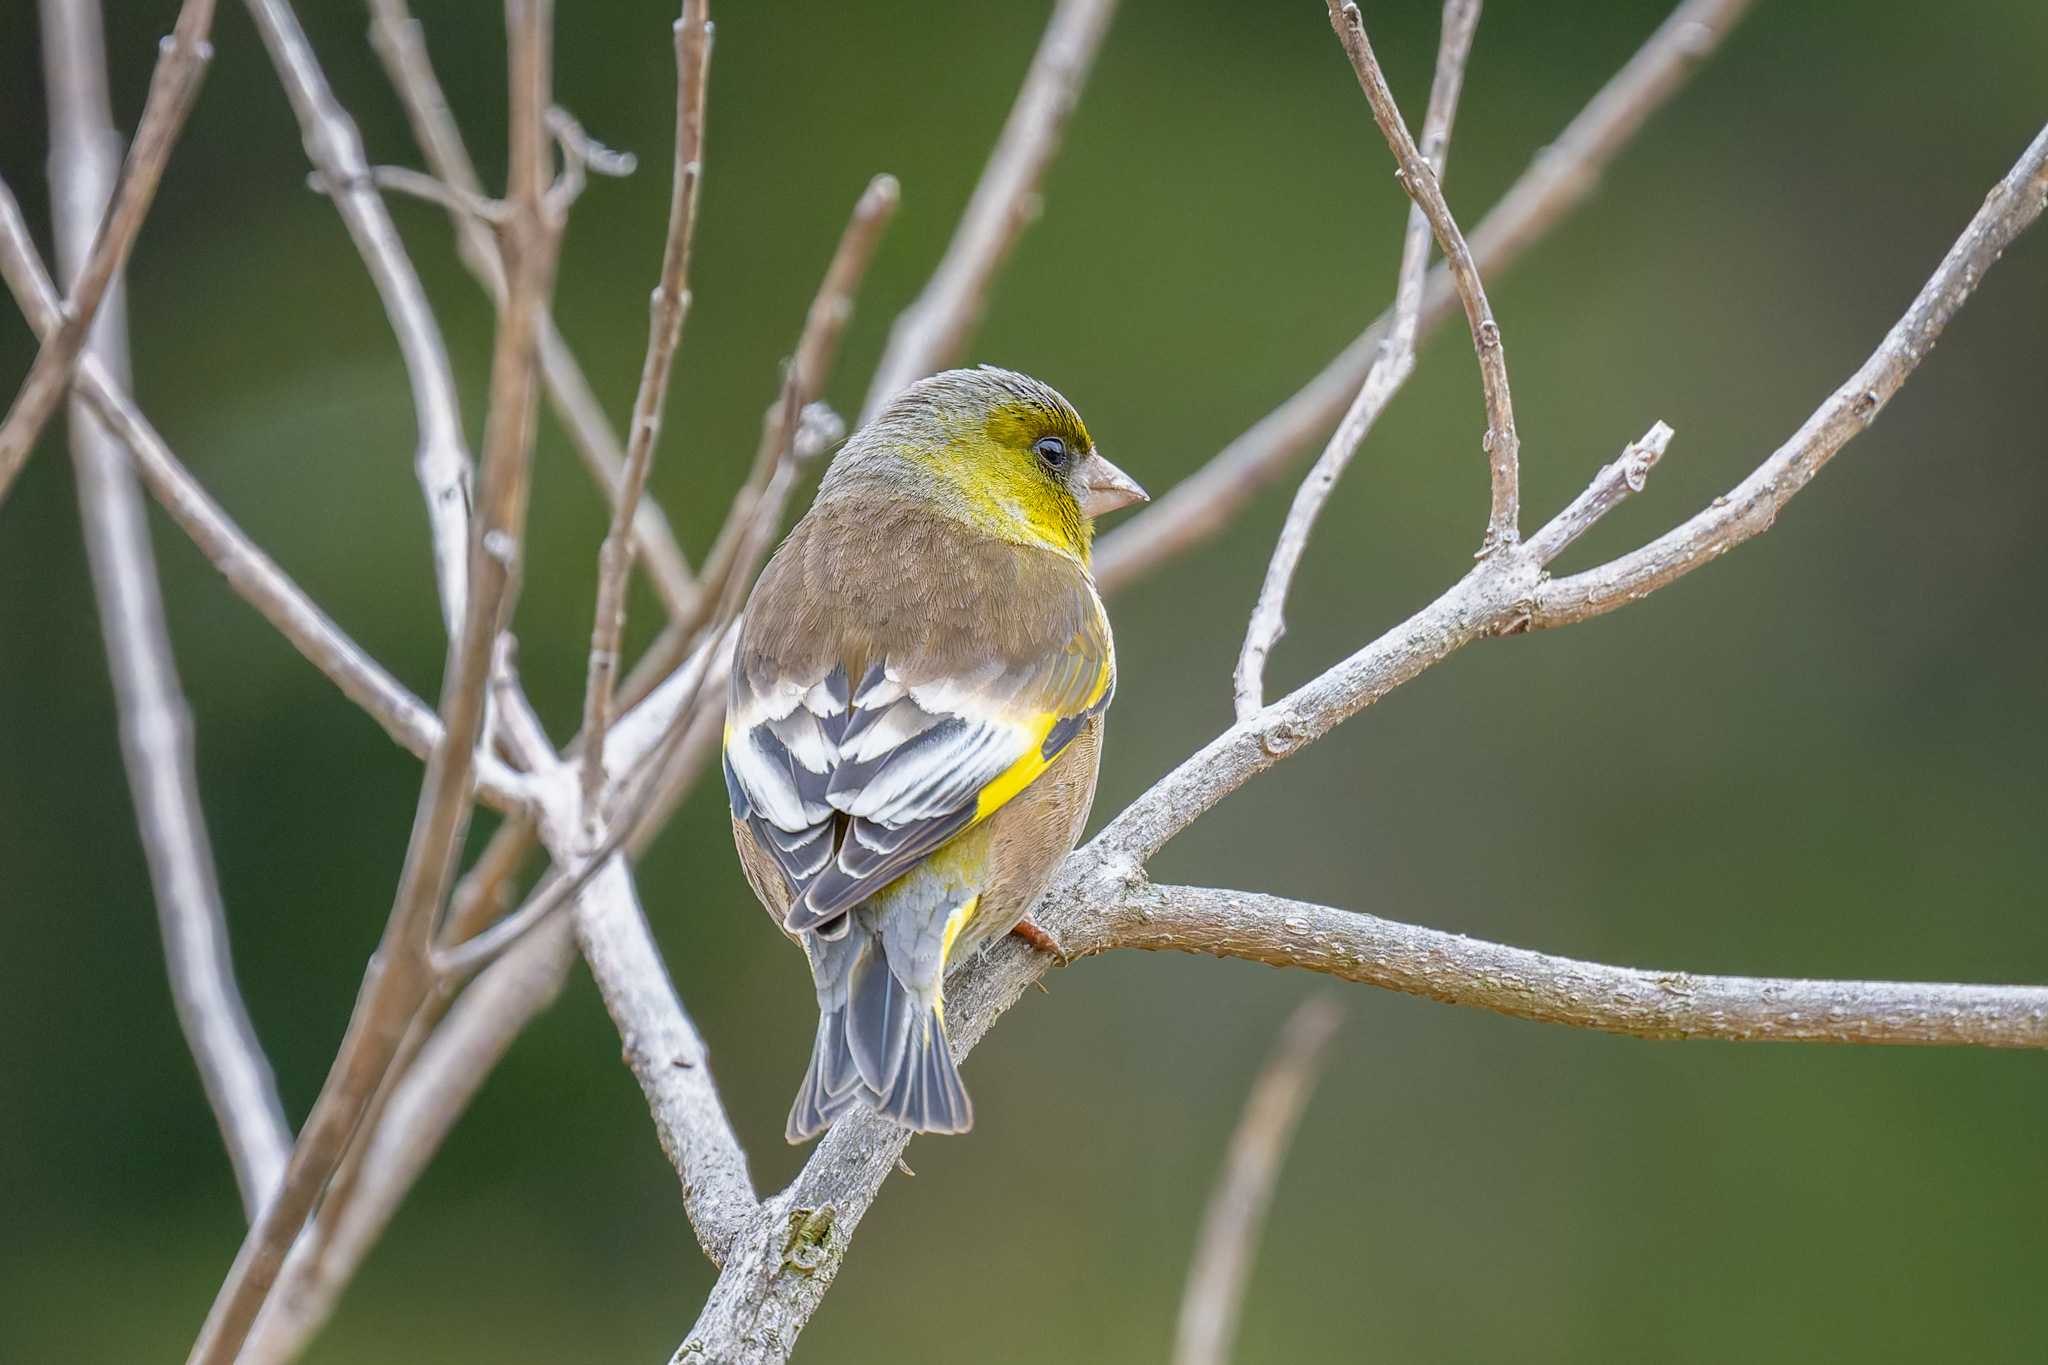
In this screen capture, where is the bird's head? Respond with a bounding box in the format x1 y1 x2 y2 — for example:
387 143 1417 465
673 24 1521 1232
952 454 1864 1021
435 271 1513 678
825 366 1147 563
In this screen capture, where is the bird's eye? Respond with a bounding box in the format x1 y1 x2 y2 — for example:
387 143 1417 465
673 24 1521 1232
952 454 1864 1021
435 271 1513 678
1033 436 1069 472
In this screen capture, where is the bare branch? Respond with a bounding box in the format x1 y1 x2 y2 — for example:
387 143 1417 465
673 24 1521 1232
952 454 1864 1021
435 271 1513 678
675 123 2048 1358
860 0 1118 417
685 174 898 647
1530 123 2048 626
184 5 564 1358
37 0 287 1221
1174 998 1345 1365
0 178 530 813
1093 885 2048 1049
579 0 712 817
366 0 701 621
1328 0 1520 555
1234 0 1479 719
245 0 473 633
0 0 214 506
1095 0 1758 592
244 917 578 1365
1521 420 1674 566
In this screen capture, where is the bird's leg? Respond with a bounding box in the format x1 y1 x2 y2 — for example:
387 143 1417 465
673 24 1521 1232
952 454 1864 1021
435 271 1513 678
1009 913 1067 963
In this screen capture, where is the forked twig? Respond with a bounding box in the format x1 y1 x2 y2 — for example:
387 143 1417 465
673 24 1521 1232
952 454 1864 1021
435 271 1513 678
1234 0 1480 719
1327 0 1520 555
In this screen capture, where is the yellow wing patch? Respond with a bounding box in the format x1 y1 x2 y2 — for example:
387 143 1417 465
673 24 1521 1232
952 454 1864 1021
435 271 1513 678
969 655 1112 825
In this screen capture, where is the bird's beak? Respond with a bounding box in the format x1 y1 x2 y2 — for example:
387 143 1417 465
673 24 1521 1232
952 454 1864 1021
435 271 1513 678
1078 451 1148 518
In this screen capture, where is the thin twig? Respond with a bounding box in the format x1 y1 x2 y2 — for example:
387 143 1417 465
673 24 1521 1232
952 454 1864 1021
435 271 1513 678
1174 998 1345 1365
1529 125 2048 625
184 6 563 1360
37 0 287 1222
245 0 474 634
1234 0 1479 719
1520 421 1674 566
366 0 701 621
1328 0 1520 555
0 0 214 507
860 0 1119 417
0 177 529 813
579 0 712 818
685 174 898 642
1095 0 1758 592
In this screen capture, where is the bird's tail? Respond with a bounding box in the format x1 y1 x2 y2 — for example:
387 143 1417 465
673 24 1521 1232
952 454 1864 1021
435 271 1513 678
786 913 973 1143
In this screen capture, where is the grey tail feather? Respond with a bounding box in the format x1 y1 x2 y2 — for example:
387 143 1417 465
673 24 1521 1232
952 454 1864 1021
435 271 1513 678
871 1009 973 1135
787 926 974 1142
786 1006 863 1143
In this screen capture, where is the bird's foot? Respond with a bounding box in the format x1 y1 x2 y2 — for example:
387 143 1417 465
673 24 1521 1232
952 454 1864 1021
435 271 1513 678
1009 913 1068 963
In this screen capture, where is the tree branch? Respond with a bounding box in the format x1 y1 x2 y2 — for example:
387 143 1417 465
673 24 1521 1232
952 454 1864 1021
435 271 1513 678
1235 0 1479 720
1174 997 1344 1365
1328 0 1520 554
366 0 701 621
37 0 288 1222
673 113 2048 1363
860 0 1119 417
0 177 530 814
245 0 474 634
183 5 564 1358
1095 0 1757 592
0 0 215 507
1529 123 2048 626
579 0 711 817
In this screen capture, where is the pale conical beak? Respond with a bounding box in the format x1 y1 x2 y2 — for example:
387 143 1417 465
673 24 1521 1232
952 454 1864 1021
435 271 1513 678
1077 451 1148 519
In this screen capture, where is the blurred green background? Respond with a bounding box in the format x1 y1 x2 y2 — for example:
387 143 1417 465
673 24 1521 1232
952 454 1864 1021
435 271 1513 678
3 1 2046 1361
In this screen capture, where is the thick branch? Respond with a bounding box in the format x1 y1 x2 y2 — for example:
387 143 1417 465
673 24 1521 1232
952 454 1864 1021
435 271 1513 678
0 0 215 506
1234 0 1478 719
1328 0 1520 553
38 0 288 1221
860 0 1118 417
1095 0 1757 591
1097 885 2048 1048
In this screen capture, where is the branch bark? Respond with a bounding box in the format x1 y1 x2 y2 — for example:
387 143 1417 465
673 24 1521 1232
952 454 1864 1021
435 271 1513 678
37 0 288 1222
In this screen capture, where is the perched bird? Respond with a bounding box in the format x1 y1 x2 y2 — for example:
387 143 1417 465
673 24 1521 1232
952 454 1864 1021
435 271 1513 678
723 367 1146 1141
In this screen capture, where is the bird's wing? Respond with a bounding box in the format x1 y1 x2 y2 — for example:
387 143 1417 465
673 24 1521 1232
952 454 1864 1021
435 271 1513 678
724 583 1112 934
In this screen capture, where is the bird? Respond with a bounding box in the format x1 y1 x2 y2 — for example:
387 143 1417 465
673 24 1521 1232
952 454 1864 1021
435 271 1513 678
722 366 1146 1142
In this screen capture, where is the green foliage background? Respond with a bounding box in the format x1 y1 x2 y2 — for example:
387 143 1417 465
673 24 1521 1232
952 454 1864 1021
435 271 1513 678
2 2 2045 1360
